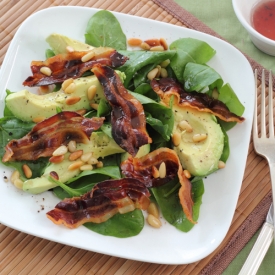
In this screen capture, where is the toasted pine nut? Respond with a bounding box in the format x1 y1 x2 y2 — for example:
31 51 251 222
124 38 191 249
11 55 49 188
80 164 93 171
90 103 99 110
183 169 191 179
152 166 159 178
144 38 160 47
66 46 74 53
32 116 46 123
192 133 208 142
147 67 159 81
147 202 159 218
158 162 166 178
62 78 74 91
49 155 65 163
52 145 68 156
76 109 87 116
68 160 84 171
50 171 59 180
147 214 161 228
160 68 168 78
81 51 95 62
14 178 23 189
128 38 143 46
11 170 20 184
140 42 151 50
87 85 97 100
96 161 104 168
150 45 164 51
81 152 92 163
66 96 81 105
87 157 98 165
40 66 52 76
178 120 193 133
160 59 170 68
64 82 76 94
69 150 83 161
23 164 32 179
218 160 226 169
156 65 161 78
68 140 77 153
172 132 181 147
160 38 168 50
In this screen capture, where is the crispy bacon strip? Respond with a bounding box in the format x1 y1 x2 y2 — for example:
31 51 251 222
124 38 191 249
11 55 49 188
23 47 128 87
46 178 150 228
151 78 244 123
121 147 195 224
92 64 152 156
2 111 104 162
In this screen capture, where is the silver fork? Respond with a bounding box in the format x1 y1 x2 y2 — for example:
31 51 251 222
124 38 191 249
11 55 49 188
238 69 274 275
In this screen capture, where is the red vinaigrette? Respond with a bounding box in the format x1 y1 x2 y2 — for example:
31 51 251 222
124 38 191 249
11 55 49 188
251 0 275 40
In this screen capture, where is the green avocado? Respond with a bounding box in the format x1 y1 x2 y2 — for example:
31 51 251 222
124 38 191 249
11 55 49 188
46 33 94 54
23 132 125 194
5 75 105 122
120 143 151 162
172 105 224 177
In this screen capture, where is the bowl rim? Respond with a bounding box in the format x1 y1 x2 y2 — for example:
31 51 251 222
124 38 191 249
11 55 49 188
232 0 275 46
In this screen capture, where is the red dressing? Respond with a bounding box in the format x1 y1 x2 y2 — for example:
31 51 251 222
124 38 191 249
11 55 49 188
251 1 275 40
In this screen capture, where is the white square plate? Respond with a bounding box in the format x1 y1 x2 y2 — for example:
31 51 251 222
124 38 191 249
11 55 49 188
0 6 254 264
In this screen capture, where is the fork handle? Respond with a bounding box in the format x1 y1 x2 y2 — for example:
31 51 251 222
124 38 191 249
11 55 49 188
238 222 273 275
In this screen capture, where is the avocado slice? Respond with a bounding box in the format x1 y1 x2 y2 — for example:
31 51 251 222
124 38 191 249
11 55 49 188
172 105 224 176
6 75 105 122
23 132 125 194
120 143 151 162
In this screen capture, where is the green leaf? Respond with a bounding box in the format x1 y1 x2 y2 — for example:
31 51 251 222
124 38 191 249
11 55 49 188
169 38 216 83
97 98 111 117
45 49 55 58
85 10 127 50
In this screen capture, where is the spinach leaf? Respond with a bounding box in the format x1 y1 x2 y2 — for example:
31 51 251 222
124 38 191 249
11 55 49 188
85 10 127 50
169 38 216 83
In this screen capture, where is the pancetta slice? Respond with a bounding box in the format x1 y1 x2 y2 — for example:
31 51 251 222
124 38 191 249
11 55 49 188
92 64 152 156
46 178 150 228
2 111 104 162
151 78 244 123
121 147 195 224
23 47 128 87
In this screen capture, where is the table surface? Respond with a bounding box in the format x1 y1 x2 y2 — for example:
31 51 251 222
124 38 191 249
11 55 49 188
0 0 274 274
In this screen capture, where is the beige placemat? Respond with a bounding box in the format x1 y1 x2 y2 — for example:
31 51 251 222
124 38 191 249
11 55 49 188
0 0 272 274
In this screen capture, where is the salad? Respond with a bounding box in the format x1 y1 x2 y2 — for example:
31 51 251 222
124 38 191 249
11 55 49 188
0 10 245 238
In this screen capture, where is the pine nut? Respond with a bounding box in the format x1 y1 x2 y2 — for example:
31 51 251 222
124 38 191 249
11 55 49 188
96 161 104 168
66 96 81 105
87 157 98 165
218 160 226 169
81 51 95 62
11 170 20 184
172 132 181 147
156 65 161 78
152 166 159 178
178 120 193 132
160 68 168 78
160 38 168 50
183 169 191 179
50 171 59 180
68 140 77 153
52 145 68 156
90 103 99 110
49 155 64 163
140 42 150 50
87 85 97 100
32 116 46 123
147 67 159 81
158 162 166 178
23 164 32 179
81 152 92 163
128 38 142 46
14 178 23 189
144 38 160 47
62 78 74 91
160 59 170 68
64 82 76 94
40 66 52 76
147 214 161 228
150 45 164 51
66 46 74 53
147 202 159 218
76 109 87 116
80 164 93 171
68 160 84 171
69 150 83 161
192 133 208 142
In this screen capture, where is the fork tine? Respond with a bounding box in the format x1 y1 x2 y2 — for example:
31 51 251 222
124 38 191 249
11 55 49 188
268 70 274 138
253 69 258 139
261 69 266 137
